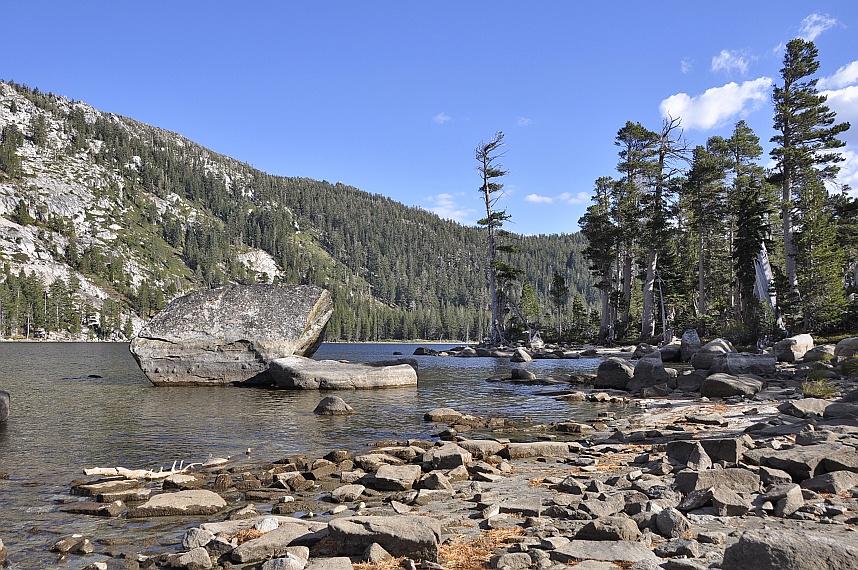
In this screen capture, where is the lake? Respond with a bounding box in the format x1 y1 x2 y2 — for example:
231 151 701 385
0 342 606 568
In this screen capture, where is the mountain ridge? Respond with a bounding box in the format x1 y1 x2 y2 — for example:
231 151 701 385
0 80 591 341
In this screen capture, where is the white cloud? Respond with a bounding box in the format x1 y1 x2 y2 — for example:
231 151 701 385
681 58 692 74
424 192 475 223
839 149 858 193
517 117 532 127
525 193 553 204
659 77 772 130
799 13 838 41
821 85 858 146
433 112 451 124
560 191 591 205
818 61 858 90
711 50 751 75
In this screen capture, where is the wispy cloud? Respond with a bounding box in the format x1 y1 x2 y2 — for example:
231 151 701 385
526 191 590 205
799 12 838 41
711 49 752 75
681 58 693 74
424 192 475 224
839 149 858 193
433 112 451 124
659 77 772 130
517 117 532 127
818 61 858 90
821 86 858 146
525 193 553 204
558 191 591 205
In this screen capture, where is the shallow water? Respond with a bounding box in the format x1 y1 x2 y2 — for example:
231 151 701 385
0 342 607 568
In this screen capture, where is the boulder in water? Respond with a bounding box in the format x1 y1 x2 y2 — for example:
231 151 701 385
269 356 418 389
129 285 333 386
0 390 8 422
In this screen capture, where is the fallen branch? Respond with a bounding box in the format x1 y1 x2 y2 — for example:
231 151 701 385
84 460 202 480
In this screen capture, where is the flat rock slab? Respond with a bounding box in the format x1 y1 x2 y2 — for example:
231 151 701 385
700 373 764 398
58 500 125 517
550 540 659 564
328 515 441 562
269 356 418 389
722 528 858 570
501 442 571 459
130 284 333 386
127 489 226 518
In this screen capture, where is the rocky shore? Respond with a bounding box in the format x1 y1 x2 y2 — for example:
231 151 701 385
3 335 858 569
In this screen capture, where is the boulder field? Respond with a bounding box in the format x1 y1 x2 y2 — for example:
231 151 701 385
16 351 858 570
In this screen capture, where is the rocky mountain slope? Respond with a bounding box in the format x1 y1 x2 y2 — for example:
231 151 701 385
0 80 590 341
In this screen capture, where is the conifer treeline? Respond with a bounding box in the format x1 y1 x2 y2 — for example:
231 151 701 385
580 39 856 344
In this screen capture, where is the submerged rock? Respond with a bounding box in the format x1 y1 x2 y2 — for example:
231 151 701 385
0 390 8 422
130 285 333 386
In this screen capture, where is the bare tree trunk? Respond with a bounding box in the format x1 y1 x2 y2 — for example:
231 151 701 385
641 248 658 340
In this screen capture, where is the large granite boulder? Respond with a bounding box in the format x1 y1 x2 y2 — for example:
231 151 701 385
690 338 736 370
328 515 441 562
700 373 764 398
834 337 858 360
595 357 634 390
680 329 702 362
269 356 418 389
773 333 814 362
722 528 858 570
130 285 333 386
709 353 776 376
627 350 669 392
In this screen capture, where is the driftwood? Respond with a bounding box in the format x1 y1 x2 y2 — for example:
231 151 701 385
83 460 202 480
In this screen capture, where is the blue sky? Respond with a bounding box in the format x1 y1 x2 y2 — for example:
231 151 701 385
3 2 858 235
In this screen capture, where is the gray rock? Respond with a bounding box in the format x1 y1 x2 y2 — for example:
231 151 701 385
510 367 536 380
595 357 634 390
313 396 354 415
260 553 307 570
127 490 226 518
551 540 659 564
700 373 764 398
457 439 504 459
372 464 422 491
576 516 641 541
419 472 453 491
761 483 804 517
511 347 533 362
130 284 332 386
778 398 831 418
169 547 213 569
711 488 750 516
834 337 858 359
231 522 322 563
363 542 393 563
722 528 858 570
424 408 463 422
680 329 702 362
709 353 776 376
501 441 571 459
700 437 747 464
328 515 441 562
774 333 814 362
330 484 365 503
674 468 760 495
304 558 353 570
690 338 735 369
655 508 690 538
490 552 531 569
801 471 858 494
422 443 473 469
654 537 700 558
758 443 848 481
0 390 8 422
804 344 835 361
269 356 418 389
666 441 712 469
627 350 669 392
632 342 657 359
660 343 682 363
759 465 794 487
182 528 215 550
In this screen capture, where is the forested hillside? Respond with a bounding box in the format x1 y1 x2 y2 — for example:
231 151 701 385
0 80 591 342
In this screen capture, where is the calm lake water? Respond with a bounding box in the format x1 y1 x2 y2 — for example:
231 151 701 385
0 342 606 568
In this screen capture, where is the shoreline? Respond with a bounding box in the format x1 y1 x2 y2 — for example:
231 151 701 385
5 375 857 569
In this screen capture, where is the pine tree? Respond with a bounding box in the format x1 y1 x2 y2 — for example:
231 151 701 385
580 176 619 343
549 271 569 339
793 171 847 331
771 38 850 294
